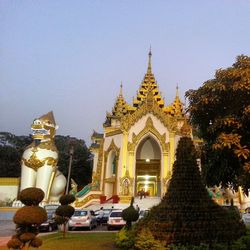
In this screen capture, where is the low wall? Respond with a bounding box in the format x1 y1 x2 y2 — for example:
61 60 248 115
0 207 18 220
0 178 20 202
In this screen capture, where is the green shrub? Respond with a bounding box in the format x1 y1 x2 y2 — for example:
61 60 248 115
134 227 165 250
232 235 250 250
115 227 135 249
122 197 139 229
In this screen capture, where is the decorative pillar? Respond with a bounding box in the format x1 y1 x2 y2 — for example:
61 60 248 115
169 132 175 172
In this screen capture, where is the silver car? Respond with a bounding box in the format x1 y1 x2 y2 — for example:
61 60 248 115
68 209 97 230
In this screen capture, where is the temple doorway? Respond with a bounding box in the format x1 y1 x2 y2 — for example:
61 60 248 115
135 136 161 197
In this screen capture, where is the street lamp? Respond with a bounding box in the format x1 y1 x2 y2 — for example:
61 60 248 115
66 146 74 195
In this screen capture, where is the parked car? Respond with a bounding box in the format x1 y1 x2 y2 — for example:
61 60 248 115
68 209 97 230
107 210 126 230
242 207 250 226
95 208 113 225
39 211 58 232
138 209 149 220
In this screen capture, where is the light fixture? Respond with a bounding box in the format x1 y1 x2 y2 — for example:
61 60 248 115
146 158 150 162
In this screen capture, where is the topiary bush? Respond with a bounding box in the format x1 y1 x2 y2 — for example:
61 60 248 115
55 194 75 238
134 137 246 248
7 187 47 250
18 187 44 206
122 197 139 229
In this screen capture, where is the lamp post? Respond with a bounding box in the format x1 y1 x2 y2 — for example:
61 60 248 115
66 146 74 195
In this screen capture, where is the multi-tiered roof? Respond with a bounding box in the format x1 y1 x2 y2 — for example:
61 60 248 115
104 49 185 128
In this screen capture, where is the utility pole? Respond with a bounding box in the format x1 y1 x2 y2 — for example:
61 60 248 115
66 146 74 194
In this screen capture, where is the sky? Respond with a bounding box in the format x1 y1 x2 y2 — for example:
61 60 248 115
1 0 250 146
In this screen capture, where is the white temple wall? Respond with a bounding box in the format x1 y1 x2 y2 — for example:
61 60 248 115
92 152 98 173
128 114 170 143
103 134 123 151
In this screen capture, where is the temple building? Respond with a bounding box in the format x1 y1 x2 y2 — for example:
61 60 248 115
74 50 194 208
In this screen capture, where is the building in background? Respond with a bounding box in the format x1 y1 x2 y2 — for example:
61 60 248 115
74 50 193 208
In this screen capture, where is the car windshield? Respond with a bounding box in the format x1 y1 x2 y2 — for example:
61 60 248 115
74 210 88 216
110 211 122 217
47 212 54 219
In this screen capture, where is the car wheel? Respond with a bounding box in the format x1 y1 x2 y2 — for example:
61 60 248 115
68 227 72 231
107 226 111 231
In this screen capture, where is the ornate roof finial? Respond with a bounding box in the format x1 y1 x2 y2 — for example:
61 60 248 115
176 84 179 98
147 45 152 74
119 81 123 96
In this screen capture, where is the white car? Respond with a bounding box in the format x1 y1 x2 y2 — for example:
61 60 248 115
242 207 250 226
68 209 97 230
107 210 126 230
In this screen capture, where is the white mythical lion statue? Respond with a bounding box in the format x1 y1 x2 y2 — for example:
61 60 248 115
19 111 66 203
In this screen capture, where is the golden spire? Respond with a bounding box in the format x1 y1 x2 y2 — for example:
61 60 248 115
164 85 184 117
132 48 165 109
147 46 152 74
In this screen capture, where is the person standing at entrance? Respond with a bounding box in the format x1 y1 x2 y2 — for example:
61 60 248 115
98 207 104 225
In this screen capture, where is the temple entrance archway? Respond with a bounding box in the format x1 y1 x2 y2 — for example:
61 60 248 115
135 135 161 197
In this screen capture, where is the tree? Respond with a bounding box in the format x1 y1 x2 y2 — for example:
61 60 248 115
56 136 93 188
7 188 47 250
186 55 250 192
134 137 245 248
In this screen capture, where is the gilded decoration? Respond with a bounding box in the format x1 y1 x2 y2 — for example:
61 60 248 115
26 141 58 152
119 170 134 196
95 140 104 186
74 194 101 208
106 129 122 137
103 139 120 190
127 116 168 152
21 153 57 171
121 97 177 133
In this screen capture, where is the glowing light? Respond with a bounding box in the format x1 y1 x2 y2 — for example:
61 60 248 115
146 158 150 162
145 175 149 180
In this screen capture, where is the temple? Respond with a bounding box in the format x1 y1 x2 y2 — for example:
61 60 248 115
74 50 195 208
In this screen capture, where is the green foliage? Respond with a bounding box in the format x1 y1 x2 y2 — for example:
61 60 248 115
115 227 135 249
134 137 245 246
134 227 165 250
122 197 139 229
186 55 250 192
56 135 93 187
59 194 76 205
18 187 44 205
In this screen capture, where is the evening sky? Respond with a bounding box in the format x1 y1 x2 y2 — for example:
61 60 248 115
1 0 249 145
